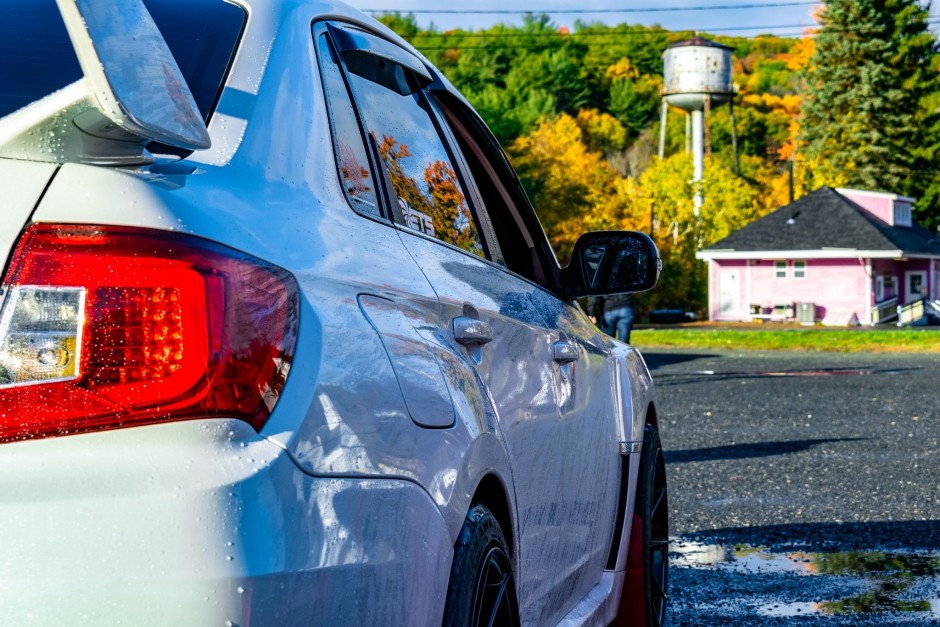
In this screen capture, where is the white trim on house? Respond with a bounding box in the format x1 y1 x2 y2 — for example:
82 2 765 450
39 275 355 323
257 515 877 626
695 249 937 260
835 188 916 204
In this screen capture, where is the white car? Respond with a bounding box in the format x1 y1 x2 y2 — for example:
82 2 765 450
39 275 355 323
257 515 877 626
0 1 667 625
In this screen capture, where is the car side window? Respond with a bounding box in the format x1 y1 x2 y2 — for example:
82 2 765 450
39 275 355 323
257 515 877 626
432 92 554 288
315 33 381 218
332 31 485 258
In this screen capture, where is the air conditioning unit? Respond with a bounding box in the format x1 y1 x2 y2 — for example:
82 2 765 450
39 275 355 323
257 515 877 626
796 302 816 325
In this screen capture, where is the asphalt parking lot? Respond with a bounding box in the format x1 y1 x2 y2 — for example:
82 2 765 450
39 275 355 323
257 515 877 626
643 349 940 625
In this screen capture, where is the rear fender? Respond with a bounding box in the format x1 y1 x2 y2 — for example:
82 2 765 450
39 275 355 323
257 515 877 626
444 433 516 552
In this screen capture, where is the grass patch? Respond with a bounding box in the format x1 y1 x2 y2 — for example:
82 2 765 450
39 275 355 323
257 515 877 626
631 327 940 353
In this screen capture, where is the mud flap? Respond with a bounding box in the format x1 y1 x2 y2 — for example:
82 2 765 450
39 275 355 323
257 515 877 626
612 514 647 626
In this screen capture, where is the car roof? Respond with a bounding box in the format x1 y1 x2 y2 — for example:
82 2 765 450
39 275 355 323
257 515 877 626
188 0 470 167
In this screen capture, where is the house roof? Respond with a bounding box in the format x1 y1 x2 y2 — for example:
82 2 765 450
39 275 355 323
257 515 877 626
699 187 940 259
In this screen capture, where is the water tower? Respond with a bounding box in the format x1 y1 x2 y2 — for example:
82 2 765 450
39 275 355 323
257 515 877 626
658 35 736 214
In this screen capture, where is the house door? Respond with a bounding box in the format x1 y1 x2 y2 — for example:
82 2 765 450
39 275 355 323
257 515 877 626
905 270 927 304
718 271 740 318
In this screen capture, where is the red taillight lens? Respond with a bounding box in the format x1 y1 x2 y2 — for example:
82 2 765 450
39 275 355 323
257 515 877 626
0 224 299 442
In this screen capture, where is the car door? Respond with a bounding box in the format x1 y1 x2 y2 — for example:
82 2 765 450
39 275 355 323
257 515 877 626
422 95 623 625
325 29 621 623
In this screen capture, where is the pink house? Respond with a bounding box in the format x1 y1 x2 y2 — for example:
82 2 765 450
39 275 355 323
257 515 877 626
696 187 940 325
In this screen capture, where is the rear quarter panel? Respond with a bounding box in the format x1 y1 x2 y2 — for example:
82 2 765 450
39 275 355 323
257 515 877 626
0 159 58 270
27 0 515 549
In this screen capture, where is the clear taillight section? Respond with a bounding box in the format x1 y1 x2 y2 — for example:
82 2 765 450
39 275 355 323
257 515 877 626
0 224 299 443
0 286 85 386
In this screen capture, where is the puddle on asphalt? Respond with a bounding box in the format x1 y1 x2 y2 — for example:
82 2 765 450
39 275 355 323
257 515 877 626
673 540 940 618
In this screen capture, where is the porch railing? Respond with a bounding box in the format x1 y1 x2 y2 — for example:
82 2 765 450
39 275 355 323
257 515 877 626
897 299 926 327
870 297 898 325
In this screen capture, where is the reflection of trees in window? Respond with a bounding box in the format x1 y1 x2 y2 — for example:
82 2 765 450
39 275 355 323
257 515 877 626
376 133 482 256
338 141 373 202
425 159 482 256
376 134 431 222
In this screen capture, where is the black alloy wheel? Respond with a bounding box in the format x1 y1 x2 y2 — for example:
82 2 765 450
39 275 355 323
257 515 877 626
443 504 519 627
637 424 669 626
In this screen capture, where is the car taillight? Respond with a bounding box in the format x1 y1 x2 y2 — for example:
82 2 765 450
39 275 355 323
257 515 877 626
0 224 298 443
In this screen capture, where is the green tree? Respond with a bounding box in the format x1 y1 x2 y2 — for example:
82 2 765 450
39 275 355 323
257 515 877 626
799 0 939 209
609 74 663 140
375 12 421 40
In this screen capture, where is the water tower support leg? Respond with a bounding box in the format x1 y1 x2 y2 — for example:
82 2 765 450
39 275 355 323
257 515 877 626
692 108 704 215
730 97 739 175
704 94 712 158
659 100 668 159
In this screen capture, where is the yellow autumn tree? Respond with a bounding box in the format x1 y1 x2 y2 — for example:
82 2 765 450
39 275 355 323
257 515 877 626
574 108 627 153
783 36 815 72
635 154 772 313
771 35 815 163
605 57 639 82
511 117 786 314
509 113 645 260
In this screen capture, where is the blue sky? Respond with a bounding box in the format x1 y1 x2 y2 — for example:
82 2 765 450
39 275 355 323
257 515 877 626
350 0 825 37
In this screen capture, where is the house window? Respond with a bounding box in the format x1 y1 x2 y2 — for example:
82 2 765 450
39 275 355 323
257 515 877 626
775 261 787 278
894 202 912 227
793 261 806 279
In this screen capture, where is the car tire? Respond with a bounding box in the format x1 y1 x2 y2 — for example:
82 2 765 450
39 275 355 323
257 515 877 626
442 503 519 627
636 424 669 626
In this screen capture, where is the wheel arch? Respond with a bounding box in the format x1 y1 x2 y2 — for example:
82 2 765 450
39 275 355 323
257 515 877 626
645 401 660 432
469 473 515 556
443 432 516 555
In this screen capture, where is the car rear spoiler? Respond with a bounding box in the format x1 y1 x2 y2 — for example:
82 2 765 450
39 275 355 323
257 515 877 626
0 0 210 166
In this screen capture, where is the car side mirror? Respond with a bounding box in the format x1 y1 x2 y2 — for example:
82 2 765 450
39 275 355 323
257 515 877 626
560 231 661 299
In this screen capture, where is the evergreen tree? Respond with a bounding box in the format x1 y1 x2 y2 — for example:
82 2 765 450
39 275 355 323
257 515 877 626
800 0 938 211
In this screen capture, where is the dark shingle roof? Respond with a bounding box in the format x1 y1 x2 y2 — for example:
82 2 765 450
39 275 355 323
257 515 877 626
702 187 940 255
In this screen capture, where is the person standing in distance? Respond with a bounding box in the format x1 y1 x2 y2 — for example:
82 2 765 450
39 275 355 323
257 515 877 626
588 294 634 343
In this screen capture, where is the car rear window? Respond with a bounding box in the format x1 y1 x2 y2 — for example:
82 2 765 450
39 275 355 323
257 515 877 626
0 0 246 122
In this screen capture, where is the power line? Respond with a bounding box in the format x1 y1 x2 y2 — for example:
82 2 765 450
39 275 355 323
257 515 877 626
363 2 818 15
401 18 940 48
407 22 817 39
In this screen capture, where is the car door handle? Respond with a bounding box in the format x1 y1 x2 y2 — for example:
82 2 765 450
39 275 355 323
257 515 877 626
553 340 579 364
453 316 493 346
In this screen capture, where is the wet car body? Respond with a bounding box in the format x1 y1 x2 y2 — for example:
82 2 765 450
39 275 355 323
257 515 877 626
0 0 663 624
